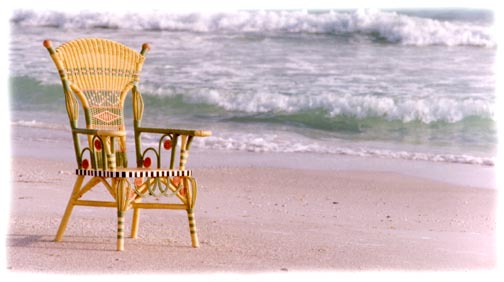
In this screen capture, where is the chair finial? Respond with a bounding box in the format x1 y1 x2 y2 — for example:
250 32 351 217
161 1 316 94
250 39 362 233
141 43 151 56
43 39 52 49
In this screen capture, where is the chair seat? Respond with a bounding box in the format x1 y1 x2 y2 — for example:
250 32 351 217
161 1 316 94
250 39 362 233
76 168 192 178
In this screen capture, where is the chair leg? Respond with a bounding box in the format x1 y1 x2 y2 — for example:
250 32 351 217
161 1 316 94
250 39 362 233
117 210 125 251
131 207 140 239
116 178 128 251
187 209 199 248
55 176 85 242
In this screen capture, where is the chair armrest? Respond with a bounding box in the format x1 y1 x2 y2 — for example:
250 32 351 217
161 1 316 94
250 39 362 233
136 126 212 137
70 127 127 170
73 128 126 137
134 126 211 170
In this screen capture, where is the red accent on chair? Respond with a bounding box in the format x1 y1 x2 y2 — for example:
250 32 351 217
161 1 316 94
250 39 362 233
163 140 172 150
143 157 152 168
94 139 102 151
82 159 90 169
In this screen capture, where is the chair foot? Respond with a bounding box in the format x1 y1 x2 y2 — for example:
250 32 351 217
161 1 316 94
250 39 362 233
55 207 73 242
131 208 140 239
55 218 70 242
187 209 199 248
191 233 199 248
55 176 85 242
117 210 125 251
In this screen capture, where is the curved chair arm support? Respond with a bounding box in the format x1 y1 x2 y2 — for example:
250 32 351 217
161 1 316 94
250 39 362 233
134 126 211 170
72 128 127 170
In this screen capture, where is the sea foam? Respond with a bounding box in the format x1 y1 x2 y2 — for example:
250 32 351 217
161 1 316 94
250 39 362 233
188 89 494 124
11 9 495 47
188 134 496 166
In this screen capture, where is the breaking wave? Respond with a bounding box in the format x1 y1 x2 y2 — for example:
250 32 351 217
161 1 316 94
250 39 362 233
11 9 495 47
178 89 495 124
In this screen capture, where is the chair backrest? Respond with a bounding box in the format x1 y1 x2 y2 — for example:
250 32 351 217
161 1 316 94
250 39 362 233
45 38 147 131
44 38 150 169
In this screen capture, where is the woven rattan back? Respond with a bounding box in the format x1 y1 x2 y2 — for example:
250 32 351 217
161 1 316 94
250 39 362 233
53 38 145 130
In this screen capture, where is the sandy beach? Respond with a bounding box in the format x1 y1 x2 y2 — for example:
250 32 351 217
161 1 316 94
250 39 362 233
6 152 497 274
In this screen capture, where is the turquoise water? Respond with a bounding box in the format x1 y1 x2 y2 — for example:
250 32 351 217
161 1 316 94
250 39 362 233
9 8 497 166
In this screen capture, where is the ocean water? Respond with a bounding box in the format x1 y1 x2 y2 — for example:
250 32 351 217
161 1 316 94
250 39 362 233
9 8 497 166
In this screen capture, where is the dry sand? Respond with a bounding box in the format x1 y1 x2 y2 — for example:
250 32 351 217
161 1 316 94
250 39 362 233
5 155 497 275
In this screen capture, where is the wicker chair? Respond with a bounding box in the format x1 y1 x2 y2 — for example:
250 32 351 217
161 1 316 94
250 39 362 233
43 38 211 251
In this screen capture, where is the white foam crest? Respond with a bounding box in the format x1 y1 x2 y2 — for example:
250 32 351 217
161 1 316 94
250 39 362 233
348 9 495 47
191 134 494 166
328 95 494 123
11 119 68 130
196 90 494 123
11 9 495 47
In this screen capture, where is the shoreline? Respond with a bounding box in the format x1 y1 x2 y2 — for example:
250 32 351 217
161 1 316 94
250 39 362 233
11 136 497 190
